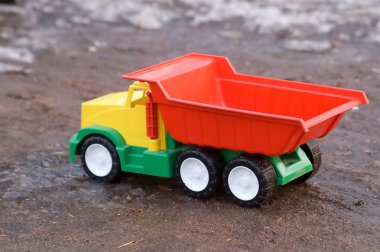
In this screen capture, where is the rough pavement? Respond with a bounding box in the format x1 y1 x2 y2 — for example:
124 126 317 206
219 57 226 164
0 1 379 251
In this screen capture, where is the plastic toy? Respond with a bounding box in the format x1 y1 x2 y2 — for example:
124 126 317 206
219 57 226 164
69 53 368 207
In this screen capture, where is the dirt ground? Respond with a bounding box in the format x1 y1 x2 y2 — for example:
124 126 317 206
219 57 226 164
0 1 379 251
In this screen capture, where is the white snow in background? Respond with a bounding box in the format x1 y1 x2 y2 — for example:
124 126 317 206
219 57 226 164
367 22 380 44
0 46 35 63
69 0 380 37
1 0 379 71
69 0 177 29
0 62 25 73
284 40 333 53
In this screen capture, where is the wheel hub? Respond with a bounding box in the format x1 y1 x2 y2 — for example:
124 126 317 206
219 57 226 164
85 144 113 177
180 158 209 192
228 166 259 201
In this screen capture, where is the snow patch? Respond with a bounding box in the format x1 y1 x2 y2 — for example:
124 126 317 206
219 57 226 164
0 46 35 63
0 62 31 74
284 40 333 53
70 0 177 29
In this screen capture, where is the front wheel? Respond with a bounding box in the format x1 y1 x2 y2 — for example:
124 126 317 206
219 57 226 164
223 154 277 208
80 135 121 182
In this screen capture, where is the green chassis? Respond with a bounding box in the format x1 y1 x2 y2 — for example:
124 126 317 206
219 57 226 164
69 125 312 185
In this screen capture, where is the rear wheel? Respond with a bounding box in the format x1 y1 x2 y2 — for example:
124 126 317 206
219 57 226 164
293 140 322 183
175 147 224 199
81 135 121 182
223 154 277 208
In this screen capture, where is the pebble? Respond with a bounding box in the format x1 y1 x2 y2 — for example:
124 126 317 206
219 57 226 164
131 187 146 197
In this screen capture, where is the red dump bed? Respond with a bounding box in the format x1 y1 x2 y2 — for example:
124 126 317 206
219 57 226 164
123 53 368 156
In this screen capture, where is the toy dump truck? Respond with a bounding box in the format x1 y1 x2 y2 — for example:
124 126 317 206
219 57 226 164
69 53 368 207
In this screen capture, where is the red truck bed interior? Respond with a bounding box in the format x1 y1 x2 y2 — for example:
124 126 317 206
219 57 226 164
123 53 368 155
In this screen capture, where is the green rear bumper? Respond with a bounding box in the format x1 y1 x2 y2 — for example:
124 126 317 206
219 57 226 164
268 147 313 185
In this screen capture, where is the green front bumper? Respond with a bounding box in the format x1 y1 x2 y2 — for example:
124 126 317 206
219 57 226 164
69 133 80 163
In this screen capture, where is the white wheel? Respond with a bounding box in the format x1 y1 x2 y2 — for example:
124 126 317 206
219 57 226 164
228 166 259 201
85 143 113 177
180 158 209 192
223 155 277 207
81 136 121 182
176 148 223 199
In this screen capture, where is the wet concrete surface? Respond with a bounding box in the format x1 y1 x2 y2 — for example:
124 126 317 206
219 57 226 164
0 1 379 251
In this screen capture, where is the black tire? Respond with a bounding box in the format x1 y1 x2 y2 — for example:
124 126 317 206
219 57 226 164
175 147 225 199
292 140 322 183
223 154 277 208
80 135 121 182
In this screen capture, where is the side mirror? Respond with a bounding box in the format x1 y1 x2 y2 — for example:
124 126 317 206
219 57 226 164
126 81 150 108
